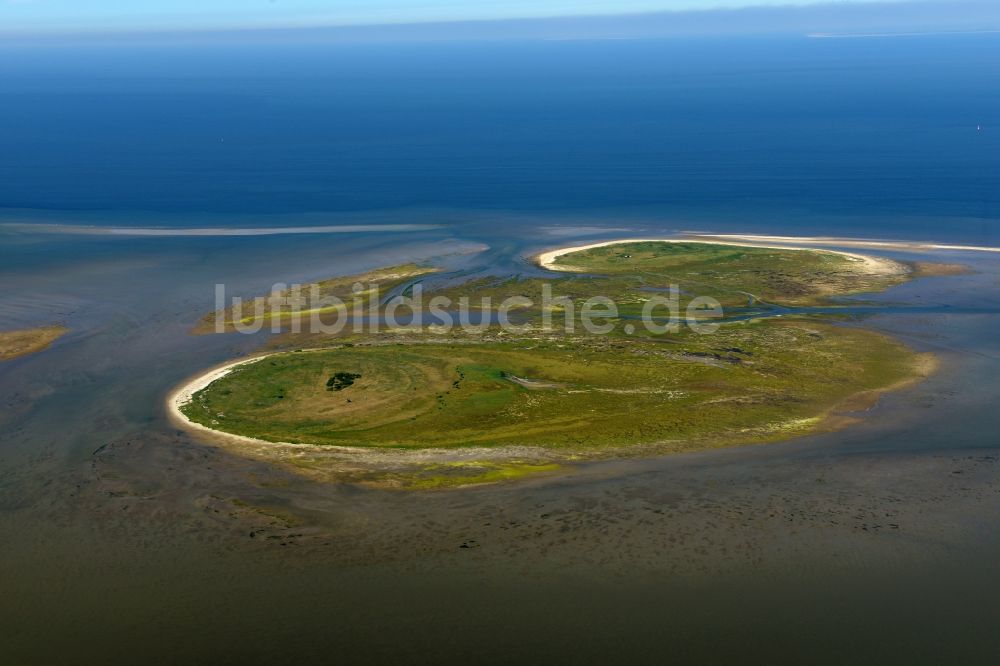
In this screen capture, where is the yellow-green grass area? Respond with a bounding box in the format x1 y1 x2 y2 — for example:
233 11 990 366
426 273 655 314
548 241 911 306
398 461 560 490
181 320 928 455
421 272 753 327
192 263 438 334
370 462 563 490
0 325 68 362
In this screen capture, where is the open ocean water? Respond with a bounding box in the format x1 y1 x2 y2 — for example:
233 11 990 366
2 35 1000 663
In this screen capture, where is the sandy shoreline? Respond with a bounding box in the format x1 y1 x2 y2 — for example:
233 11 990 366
535 237 909 276
167 354 276 446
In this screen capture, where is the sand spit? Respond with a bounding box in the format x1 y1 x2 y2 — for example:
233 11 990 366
691 233 1000 254
2 223 441 237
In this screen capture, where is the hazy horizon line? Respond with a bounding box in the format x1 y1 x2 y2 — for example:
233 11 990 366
2 0 998 45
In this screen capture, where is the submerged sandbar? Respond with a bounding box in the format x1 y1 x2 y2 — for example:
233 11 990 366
0 325 68 362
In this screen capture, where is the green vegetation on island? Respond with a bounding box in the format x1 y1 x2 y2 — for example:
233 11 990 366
546 241 911 306
182 321 927 451
175 240 944 488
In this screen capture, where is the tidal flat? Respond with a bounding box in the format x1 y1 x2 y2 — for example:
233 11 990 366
4 220 1000 664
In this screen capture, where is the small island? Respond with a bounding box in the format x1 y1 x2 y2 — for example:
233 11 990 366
172 240 941 489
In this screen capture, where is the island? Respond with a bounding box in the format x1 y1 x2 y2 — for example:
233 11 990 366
171 240 941 489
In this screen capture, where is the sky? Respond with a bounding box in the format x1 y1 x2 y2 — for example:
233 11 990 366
1 0 927 33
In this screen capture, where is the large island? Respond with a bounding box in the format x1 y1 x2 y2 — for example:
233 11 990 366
172 240 937 488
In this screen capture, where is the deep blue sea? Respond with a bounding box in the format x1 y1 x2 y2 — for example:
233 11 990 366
1 35 998 241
